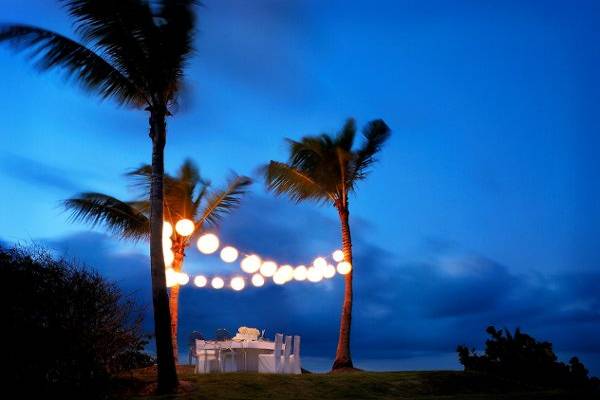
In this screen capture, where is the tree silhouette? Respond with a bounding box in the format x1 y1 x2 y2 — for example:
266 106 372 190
263 118 391 370
64 160 251 361
1 1 199 391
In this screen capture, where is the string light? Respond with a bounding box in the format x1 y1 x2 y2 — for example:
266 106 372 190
323 264 336 279
165 268 177 287
273 269 287 285
251 274 265 287
259 260 277 277
279 264 294 282
337 261 352 275
241 255 262 273
230 276 245 291
176 272 190 285
175 219 195 236
220 246 239 263
164 249 174 267
313 257 327 270
211 277 225 289
194 275 207 287
332 249 344 262
293 265 308 281
163 221 173 238
197 233 220 254
307 266 323 282
169 230 354 290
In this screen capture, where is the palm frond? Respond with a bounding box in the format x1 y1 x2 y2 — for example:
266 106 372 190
0 24 144 106
63 192 149 240
197 174 252 227
60 0 156 93
336 118 356 151
264 161 332 203
156 0 199 104
352 119 391 181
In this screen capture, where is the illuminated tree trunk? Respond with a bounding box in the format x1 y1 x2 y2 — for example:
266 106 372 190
332 206 354 370
149 109 178 392
169 247 185 364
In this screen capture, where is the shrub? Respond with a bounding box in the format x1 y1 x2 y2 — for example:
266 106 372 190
457 326 599 392
0 246 153 397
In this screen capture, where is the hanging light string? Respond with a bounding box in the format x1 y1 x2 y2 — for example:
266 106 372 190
162 220 352 291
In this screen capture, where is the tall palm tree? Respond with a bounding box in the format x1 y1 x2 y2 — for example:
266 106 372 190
0 0 199 390
64 160 251 362
264 118 390 371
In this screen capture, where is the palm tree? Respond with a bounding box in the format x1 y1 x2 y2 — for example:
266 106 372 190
264 118 390 371
0 0 199 390
64 160 251 362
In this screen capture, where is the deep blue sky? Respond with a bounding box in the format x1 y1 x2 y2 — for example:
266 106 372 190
1 0 599 373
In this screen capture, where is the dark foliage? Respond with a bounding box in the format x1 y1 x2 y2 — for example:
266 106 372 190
0 246 153 398
457 326 599 393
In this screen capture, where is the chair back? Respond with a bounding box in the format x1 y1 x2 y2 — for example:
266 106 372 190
273 333 283 370
293 335 301 357
283 335 292 359
215 328 232 341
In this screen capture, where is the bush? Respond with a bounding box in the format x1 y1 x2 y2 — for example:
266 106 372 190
0 246 154 397
457 326 599 392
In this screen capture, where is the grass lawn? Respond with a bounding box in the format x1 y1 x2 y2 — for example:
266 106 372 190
114 366 594 399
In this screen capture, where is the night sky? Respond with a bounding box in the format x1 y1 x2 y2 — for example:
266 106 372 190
1 0 599 373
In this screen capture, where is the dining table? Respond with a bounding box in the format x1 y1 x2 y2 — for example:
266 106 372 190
195 339 275 373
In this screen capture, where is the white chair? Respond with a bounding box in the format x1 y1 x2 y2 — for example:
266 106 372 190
219 342 238 372
282 335 292 373
288 335 301 374
258 333 283 373
195 340 221 373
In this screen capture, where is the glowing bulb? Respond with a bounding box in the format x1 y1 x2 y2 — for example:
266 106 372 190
164 249 174 267
337 261 352 275
231 276 245 291
163 221 173 238
175 219 195 236
211 277 225 289
241 255 262 273
165 268 177 287
259 260 277 277
220 246 239 263
162 237 172 252
273 269 287 285
251 273 265 287
323 264 336 279
279 264 294 282
313 257 327 270
194 275 207 287
196 233 220 254
293 265 308 281
176 272 190 285
307 266 323 282
332 249 344 262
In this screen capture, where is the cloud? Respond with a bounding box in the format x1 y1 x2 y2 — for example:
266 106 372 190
34 195 600 374
0 153 84 193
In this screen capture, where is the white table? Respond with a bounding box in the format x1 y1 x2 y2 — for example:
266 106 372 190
195 340 275 373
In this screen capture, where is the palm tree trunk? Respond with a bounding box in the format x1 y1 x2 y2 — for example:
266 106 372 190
149 109 178 392
169 247 185 364
332 206 354 370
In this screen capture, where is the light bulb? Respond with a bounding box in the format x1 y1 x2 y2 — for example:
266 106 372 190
251 274 265 287
175 219 195 236
241 255 262 273
332 249 344 262
337 261 352 275
259 260 277 277
197 233 220 254
220 246 239 263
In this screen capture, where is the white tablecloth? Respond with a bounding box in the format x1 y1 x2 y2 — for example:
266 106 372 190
195 340 275 372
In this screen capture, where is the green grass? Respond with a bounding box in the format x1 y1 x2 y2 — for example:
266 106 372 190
115 366 593 399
